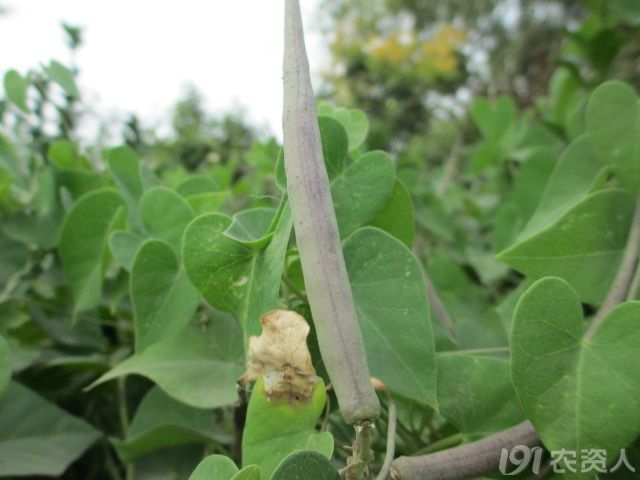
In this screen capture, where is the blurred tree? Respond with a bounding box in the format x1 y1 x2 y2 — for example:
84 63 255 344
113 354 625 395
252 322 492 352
130 87 258 174
169 87 256 172
318 0 586 153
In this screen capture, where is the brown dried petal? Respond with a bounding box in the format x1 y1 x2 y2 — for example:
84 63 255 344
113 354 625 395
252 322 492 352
242 309 317 398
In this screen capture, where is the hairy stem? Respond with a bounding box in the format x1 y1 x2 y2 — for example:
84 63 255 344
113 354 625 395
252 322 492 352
585 196 640 340
346 422 375 480
390 421 540 480
282 0 379 424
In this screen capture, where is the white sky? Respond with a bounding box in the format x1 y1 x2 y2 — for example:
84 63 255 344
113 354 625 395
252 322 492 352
0 0 325 139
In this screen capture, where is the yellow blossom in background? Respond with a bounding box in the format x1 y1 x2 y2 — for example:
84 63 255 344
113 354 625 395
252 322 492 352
421 24 467 75
369 33 414 65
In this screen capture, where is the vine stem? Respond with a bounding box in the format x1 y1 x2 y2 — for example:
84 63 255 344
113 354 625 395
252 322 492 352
282 0 379 424
422 267 458 341
390 421 540 480
117 376 134 480
375 391 397 480
585 196 640 340
627 260 640 301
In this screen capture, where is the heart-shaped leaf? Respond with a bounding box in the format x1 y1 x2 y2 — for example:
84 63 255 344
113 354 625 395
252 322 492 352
131 239 200 351
109 230 145 271
59 188 126 312
271 450 340 480
176 175 220 197
437 353 525 435
498 189 636 305
183 203 292 337
318 116 348 178
511 277 640 471
317 102 369 151
89 313 243 409
105 146 144 194
224 207 277 248
332 151 395 238
139 186 195 254
519 135 608 240
370 178 415 247
344 227 436 407
586 81 640 193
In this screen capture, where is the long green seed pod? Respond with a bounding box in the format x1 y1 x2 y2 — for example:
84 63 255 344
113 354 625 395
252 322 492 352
282 0 380 424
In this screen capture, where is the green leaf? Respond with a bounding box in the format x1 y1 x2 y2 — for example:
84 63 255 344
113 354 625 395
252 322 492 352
3 70 29 113
0 382 100 476
511 277 640 471
369 178 415 247
0 233 30 287
317 102 369 151
89 314 243 409
131 239 200 352
105 146 144 204
114 387 227 462
471 96 516 142
186 191 229 214
498 189 636 305
188 454 239 480
610 0 640 25
242 378 333 479
233 466 261 480
511 146 557 223
519 135 608 240
109 230 145 271
0 334 10 397
139 187 195 254
183 203 293 337
48 140 86 171
224 207 277 248
271 450 340 480
437 353 524 435
176 175 219 197
586 81 640 193
59 188 126 312
318 116 348 178
45 60 80 99
56 170 107 199
344 227 436 407
334 107 369 152
332 150 395 238
133 445 203 480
